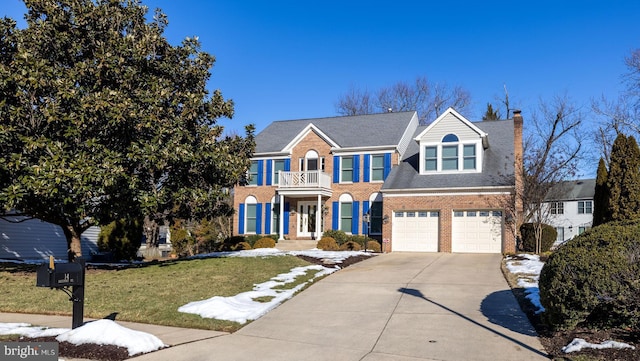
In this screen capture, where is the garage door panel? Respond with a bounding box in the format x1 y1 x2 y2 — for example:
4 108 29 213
452 210 502 253
392 211 438 252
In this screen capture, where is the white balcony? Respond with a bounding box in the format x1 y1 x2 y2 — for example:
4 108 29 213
278 171 332 194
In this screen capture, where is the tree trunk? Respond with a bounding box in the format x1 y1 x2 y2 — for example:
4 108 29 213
62 225 83 262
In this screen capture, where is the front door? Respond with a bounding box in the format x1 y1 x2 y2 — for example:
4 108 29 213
298 202 318 238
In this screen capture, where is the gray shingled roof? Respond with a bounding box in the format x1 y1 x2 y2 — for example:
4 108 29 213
254 111 417 154
382 119 517 190
545 179 596 201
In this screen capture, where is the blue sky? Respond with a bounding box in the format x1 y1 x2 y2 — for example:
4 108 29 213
3 1 639 145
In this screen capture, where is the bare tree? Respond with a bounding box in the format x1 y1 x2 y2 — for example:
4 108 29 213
335 76 471 124
523 95 585 253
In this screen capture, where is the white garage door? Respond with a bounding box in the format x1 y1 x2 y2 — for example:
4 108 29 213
452 210 503 253
392 211 439 252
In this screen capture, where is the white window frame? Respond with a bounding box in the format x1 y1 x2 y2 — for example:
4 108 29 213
339 193 353 234
578 200 593 214
419 135 482 174
340 156 354 183
370 154 385 182
550 202 564 215
244 196 258 234
248 161 259 186
272 159 286 185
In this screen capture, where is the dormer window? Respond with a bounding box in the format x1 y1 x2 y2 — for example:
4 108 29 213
421 133 481 173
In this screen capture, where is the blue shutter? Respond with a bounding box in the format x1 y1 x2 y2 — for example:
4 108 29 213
352 201 360 234
332 202 339 230
333 156 340 183
265 203 271 234
284 202 290 235
257 160 264 185
353 155 360 183
284 159 291 171
383 153 392 180
363 154 371 182
266 160 273 185
256 203 263 234
362 201 370 235
238 204 245 234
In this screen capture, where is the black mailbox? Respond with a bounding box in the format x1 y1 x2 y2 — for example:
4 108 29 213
36 261 84 288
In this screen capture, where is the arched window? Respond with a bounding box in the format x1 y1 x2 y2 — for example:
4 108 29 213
442 134 459 142
244 196 258 233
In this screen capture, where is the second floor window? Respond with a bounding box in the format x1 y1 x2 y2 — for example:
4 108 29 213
248 161 259 186
273 159 286 185
550 202 564 215
371 155 385 181
578 201 592 214
341 156 353 182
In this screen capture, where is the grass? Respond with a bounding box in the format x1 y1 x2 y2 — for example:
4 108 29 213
0 255 311 332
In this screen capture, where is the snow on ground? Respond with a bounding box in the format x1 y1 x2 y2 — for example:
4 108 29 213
505 254 545 314
179 264 337 323
0 248 370 356
0 319 165 356
562 337 636 353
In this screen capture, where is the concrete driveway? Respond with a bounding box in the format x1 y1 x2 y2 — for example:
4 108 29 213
132 253 548 361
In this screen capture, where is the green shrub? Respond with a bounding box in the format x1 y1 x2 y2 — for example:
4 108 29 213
519 223 557 253
253 237 276 249
233 241 252 251
98 219 143 261
220 236 246 251
539 221 640 330
321 230 349 245
244 234 277 248
339 241 361 251
363 240 381 253
316 237 339 251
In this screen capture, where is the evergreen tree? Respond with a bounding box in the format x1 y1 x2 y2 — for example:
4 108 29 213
592 157 609 226
482 103 500 121
606 134 640 222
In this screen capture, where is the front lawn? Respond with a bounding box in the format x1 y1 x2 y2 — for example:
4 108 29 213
0 255 311 332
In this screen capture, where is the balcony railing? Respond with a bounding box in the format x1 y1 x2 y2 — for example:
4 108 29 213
278 171 331 189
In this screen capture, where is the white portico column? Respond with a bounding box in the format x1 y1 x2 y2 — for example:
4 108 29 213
279 194 285 241
316 194 322 239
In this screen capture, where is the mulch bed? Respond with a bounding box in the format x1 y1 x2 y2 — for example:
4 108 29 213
11 336 130 361
539 328 640 360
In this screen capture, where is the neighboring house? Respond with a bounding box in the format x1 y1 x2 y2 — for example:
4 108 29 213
543 178 595 246
233 107 523 254
0 214 172 261
0 214 99 261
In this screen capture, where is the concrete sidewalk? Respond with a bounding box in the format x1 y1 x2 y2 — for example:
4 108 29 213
2 253 548 361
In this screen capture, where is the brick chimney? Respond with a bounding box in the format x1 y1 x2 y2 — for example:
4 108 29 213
513 110 524 239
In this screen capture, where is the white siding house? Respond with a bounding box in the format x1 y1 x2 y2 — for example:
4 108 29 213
0 215 99 261
544 179 595 246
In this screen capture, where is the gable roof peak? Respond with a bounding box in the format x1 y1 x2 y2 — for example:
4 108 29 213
413 107 488 142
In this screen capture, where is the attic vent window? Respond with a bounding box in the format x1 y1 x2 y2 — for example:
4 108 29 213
443 134 459 142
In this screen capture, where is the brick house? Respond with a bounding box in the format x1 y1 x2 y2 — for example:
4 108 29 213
233 108 523 253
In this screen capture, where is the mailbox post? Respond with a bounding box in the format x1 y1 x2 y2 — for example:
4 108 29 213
36 256 86 329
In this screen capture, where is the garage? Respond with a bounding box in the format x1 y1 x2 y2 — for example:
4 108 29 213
392 211 439 252
451 210 503 253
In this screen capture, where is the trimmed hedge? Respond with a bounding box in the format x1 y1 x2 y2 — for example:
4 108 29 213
321 230 349 245
339 241 361 251
539 221 640 330
520 223 556 253
253 237 276 249
317 237 339 251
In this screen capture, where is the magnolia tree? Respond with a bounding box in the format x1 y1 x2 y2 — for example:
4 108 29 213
0 0 254 261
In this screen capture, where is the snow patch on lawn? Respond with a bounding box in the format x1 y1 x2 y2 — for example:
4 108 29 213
0 320 165 356
563 337 636 353
178 264 338 323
